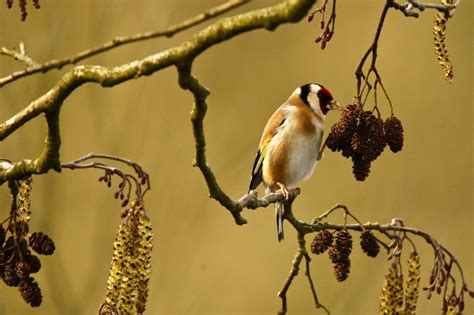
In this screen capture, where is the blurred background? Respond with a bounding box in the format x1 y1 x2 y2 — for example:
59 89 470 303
0 0 472 314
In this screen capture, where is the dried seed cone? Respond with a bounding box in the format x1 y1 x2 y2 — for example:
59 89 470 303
19 277 42 307
404 251 421 314
327 104 361 156
327 230 353 282
328 246 351 282
384 116 404 153
105 201 153 314
26 254 41 274
379 264 404 314
2 261 20 287
310 230 334 255
335 230 352 257
352 155 371 181
15 261 31 278
360 230 380 257
29 232 55 255
366 116 386 161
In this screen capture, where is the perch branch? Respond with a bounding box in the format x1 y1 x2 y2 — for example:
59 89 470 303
391 0 459 18
0 0 249 87
0 0 316 186
278 196 329 315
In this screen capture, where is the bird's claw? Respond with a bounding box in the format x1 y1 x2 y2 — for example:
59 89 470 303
276 182 290 200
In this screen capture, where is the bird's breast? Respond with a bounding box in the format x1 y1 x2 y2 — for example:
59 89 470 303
263 106 324 189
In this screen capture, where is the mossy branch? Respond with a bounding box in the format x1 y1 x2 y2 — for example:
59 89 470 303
0 0 249 87
0 0 316 185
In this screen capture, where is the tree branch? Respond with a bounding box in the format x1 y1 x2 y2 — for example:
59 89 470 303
0 0 249 87
0 0 316 186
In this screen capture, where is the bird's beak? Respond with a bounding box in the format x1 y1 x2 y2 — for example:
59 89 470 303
330 100 343 111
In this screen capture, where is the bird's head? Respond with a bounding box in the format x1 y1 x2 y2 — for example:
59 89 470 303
297 83 342 116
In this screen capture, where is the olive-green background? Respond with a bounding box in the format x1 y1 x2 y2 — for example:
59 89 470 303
0 1 472 314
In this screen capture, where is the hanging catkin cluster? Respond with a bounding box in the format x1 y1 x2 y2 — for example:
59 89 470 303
379 252 421 314
433 0 454 83
0 177 56 307
103 200 153 315
327 104 404 181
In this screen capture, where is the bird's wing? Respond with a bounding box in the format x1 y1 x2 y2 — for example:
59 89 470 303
248 107 287 192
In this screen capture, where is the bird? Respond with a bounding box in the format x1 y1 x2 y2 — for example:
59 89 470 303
248 83 341 241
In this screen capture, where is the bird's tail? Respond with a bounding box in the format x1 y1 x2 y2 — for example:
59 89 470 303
275 202 284 242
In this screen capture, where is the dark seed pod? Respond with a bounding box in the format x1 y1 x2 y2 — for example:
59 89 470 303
384 116 404 153
2 262 20 287
360 230 380 257
352 155 371 181
310 230 334 255
365 116 386 161
19 277 42 307
26 255 41 274
328 245 351 282
327 104 361 154
335 230 352 257
29 232 55 255
333 257 351 282
327 230 353 282
16 261 31 278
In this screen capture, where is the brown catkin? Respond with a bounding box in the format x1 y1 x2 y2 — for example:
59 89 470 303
19 277 42 307
384 116 404 153
360 231 380 257
352 155 371 181
327 104 361 156
310 230 334 255
328 230 353 282
29 232 55 255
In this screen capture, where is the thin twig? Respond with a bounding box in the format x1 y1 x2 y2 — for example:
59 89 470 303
0 0 249 87
61 153 150 210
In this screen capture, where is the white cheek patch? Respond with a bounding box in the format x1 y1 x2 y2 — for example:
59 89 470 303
308 93 324 117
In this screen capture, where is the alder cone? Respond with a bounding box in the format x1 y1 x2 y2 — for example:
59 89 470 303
384 116 404 153
326 104 360 155
360 231 380 257
352 155 371 181
310 230 334 255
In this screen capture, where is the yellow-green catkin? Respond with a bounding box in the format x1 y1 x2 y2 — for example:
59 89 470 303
379 264 404 314
16 177 33 223
404 251 421 314
104 200 153 314
433 0 454 83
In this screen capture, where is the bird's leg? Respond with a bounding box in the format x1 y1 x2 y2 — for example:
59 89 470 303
276 182 290 200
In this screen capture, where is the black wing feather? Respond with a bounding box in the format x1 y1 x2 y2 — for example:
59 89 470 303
248 150 263 192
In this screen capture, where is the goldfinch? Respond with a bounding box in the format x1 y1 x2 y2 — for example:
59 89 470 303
248 83 341 241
